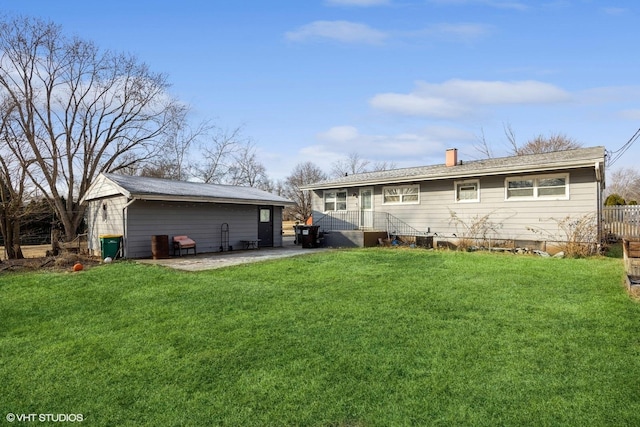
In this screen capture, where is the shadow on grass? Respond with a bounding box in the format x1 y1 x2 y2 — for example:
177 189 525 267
604 242 624 258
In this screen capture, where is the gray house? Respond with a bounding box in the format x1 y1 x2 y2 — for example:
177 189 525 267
81 173 294 258
302 146 606 250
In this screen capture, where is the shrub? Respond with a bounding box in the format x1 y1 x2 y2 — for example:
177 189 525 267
528 214 599 257
605 193 626 206
448 210 503 250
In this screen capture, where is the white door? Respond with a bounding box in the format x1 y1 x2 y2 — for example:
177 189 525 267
360 188 373 229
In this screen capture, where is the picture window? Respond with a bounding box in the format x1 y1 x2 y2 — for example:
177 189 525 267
505 174 568 200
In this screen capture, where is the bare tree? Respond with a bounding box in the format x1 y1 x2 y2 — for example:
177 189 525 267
193 125 270 188
371 160 397 172
512 132 582 156
0 16 183 242
194 126 244 184
140 114 210 180
606 167 640 204
331 152 370 177
257 178 279 196
0 96 30 259
285 162 327 221
228 141 268 188
474 127 494 159
0 132 26 259
504 122 518 154
265 179 287 197
476 123 582 160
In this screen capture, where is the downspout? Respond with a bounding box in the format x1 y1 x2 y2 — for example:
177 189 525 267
595 161 603 248
122 198 136 258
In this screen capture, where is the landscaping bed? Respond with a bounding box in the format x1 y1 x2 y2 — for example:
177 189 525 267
0 248 98 273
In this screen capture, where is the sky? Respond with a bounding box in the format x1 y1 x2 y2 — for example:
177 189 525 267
1 0 639 181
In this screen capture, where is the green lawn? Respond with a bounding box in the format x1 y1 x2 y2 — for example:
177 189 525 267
1 249 639 426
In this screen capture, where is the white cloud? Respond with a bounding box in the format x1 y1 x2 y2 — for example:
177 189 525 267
325 0 390 6
317 126 360 141
370 92 471 118
370 79 571 118
287 20 491 46
424 79 570 104
305 125 473 162
285 21 388 45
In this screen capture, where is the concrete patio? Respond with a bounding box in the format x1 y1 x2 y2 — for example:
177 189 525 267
136 236 330 271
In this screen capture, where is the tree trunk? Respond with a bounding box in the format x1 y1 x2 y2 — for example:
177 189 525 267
11 221 24 259
1 213 24 259
50 228 61 256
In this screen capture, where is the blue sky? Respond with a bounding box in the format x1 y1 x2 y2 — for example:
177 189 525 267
2 0 639 180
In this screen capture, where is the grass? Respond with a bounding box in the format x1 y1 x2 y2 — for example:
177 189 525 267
1 249 639 426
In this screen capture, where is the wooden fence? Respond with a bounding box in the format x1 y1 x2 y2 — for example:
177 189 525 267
603 205 640 238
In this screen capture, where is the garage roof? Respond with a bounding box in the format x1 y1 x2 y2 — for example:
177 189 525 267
82 173 295 206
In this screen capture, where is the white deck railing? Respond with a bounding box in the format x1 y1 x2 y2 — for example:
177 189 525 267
603 205 640 238
312 211 424 236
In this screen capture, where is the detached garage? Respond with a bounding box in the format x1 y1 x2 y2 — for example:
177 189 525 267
81 173 295 259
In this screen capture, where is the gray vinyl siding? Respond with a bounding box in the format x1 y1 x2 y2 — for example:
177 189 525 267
373 185 427 234
311 167 598 243
82 174 291 258
273 206 284 247
422 168 597 241
122 200 285 258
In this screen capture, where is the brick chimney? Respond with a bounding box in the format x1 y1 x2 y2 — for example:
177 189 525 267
445 148 458 167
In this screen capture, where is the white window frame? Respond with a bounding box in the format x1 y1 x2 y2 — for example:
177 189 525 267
323 190 347 212
382 184 420 205
504 173 570 201
454 179 480 203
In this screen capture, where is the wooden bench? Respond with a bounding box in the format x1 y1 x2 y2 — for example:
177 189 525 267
241 239 261 250
172 235 196 256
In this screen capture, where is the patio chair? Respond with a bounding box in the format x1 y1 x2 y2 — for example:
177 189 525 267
172 235 196 256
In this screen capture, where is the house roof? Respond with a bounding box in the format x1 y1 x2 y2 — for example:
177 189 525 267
302 146 606 190
82 173 295 206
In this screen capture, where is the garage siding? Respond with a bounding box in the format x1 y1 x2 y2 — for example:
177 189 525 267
124 201 265 258
273 206 284 247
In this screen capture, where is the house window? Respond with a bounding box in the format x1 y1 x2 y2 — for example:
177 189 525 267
383 185 420 204
538 177 567 197
505 174 569 200
324 190 347 211
455 180 480 203
506 179 534 198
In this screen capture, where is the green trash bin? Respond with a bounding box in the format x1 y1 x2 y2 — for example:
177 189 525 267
99 234 122 259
